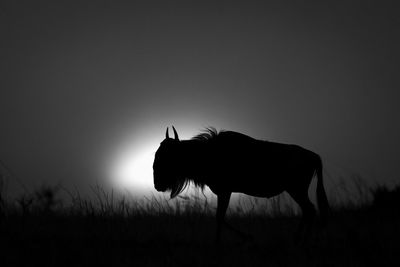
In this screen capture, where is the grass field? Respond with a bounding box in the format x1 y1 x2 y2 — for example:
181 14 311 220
1 183 399 266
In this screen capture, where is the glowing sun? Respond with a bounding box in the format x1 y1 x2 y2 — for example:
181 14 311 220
110 141 158 191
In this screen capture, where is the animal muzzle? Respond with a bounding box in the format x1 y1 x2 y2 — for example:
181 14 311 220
154 183 167 192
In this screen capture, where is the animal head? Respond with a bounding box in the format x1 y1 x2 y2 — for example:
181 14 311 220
153 126 187 198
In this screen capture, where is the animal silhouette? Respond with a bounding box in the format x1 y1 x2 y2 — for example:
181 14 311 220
153 126 330 243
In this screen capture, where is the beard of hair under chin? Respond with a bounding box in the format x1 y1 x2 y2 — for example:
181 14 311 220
169 179 188 199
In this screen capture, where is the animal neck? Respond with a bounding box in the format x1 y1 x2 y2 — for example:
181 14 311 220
177 140 210 184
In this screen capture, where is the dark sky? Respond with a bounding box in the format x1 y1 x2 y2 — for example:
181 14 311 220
1 0 399 197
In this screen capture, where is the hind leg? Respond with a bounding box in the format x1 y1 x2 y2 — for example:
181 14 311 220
287 190 316 244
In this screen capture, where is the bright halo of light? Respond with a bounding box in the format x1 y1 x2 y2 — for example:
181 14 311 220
110 142 158 191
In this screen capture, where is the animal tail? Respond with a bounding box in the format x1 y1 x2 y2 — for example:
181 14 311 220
316 155 330 225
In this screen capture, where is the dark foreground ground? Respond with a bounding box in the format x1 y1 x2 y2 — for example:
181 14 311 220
1 187 400 267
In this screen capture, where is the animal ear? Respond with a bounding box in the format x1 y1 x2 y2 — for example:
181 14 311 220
172 126 179 141
165 127 169 139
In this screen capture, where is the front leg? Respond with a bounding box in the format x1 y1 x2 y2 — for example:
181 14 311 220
216 192 231 243
216 192 253 244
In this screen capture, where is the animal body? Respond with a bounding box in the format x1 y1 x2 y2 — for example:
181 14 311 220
153 126 330 242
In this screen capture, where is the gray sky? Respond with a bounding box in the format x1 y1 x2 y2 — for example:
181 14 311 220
1 0 399 197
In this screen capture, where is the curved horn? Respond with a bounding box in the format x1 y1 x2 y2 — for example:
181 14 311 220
172 126 179 141
165 127 169 139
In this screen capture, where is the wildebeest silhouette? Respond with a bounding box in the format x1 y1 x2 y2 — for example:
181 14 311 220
153 126 330 243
